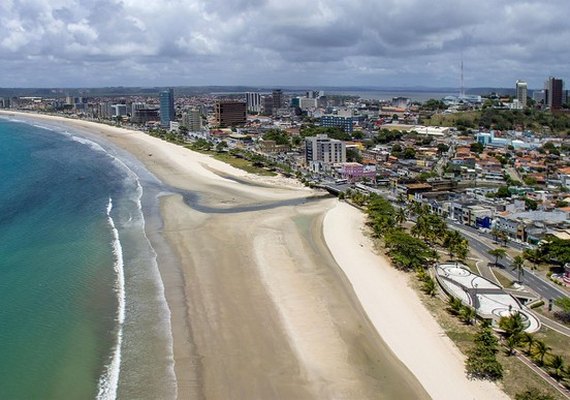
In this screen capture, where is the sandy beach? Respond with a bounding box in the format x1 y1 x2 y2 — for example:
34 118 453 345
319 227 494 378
1 111 508 399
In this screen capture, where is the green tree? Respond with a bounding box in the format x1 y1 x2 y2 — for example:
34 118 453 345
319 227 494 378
511 255 525 284
263 128 290 145
496 186 511 198
460 306 477 325
499 312 525 356
215 140 228 152
402 147 417 159
395 207 407 226
522 248 541 270
437 143 450 154
533 339 551 365
443 229 469 260
448 297 464 316
520 332 536 355
470 142 484 154
465 324 503 381
548 355 566 381
383 230 435 271
421 277 437 297
488 248 507 266
346 147 363 163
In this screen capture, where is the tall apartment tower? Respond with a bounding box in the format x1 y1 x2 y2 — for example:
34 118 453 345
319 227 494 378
245 92 261 113
305 134 346 164
515 80 528 108
215 101 246 127
182 108 202 132
272 89 283 113
159 88 175 128
545 77 564 110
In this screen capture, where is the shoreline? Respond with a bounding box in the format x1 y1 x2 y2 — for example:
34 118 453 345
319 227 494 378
0 111 504 399
323 201 509 399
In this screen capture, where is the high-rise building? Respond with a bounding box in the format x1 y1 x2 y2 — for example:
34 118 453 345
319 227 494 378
215 101 246 127
320 115 353 133
515 80 528 108
545 77 564 110
299 97 317 111
272 89 283 112
245 92 262 113
159 88 175 128
182 108 202 132
305 134 346 164
262 96 273 115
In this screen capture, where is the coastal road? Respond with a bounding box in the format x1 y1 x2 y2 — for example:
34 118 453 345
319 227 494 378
450 223 568 301
358 188 569 303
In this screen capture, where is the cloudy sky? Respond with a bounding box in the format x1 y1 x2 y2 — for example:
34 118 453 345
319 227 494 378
0 0 567 88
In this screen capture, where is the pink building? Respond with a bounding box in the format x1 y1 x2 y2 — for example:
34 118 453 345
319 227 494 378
340 162 376 183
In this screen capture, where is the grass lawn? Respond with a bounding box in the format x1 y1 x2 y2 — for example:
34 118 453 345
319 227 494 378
212 152 277 176
422 111 481 127
494 271 515 288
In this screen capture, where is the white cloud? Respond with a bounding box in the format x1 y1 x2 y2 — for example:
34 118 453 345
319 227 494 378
0 0 568 87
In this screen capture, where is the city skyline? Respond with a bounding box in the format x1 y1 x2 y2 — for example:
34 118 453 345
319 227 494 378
0 1 568 89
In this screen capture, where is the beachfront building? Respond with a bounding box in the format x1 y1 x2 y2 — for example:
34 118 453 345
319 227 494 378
160 88 175 128
111 104 127 117
131 107 159 124
182 108 202 132
214 101 246 127
305 134 346 165
339 162 376 183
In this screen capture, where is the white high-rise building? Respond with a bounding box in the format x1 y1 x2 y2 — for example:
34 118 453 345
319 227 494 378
245 92 262 113
515 80 528 107
305 134 346 165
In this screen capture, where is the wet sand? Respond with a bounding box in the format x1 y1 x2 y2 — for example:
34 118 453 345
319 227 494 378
0 111 505 399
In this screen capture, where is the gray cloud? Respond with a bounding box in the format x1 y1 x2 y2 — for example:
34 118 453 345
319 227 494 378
0 0 567 88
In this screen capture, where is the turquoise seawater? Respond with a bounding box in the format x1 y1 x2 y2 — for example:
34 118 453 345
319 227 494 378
0 119 176 399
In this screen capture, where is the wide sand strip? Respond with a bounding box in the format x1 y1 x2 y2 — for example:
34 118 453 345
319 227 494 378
323 201 509 400
1 111 504 399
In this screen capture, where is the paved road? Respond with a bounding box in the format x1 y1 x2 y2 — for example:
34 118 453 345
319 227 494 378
363 190 569 303
451 224 568 301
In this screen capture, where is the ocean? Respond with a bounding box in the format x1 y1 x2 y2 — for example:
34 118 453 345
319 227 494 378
0 118 176 399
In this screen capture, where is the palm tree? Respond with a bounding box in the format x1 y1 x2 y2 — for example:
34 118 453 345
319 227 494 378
548 355 566 381
460 306 477 325
395 207 407 226
512 255 525 284
533 339 551 366
522 248 541 270
499 313 524 355
448 297 463 315
421 278 437 297
520 332 536 355
488 248 507 266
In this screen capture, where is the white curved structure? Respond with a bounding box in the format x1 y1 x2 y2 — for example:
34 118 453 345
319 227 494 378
435 263 540 333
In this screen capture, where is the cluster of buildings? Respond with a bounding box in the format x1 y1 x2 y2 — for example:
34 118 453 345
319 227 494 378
2 79 570 245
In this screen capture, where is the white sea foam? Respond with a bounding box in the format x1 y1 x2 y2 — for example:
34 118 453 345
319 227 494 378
70 135 107 153
96 198 126 400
